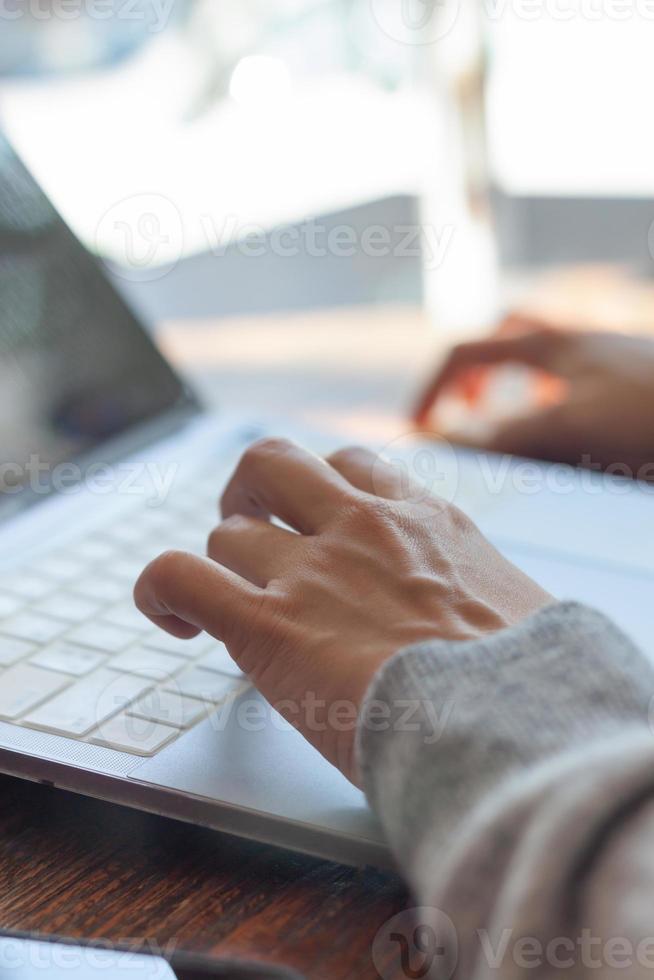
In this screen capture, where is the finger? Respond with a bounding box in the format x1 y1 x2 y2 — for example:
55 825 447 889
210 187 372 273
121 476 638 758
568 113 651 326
495 312 558 338
134 549 260 642
207 515 300 587
221 438 351 533
459 365 490 406
412 328 566 425
326 446 408 500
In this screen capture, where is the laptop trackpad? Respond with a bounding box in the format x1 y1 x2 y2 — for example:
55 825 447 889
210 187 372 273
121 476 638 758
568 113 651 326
129 688 387 859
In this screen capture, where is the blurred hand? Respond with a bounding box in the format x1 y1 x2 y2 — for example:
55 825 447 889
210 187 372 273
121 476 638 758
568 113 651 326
134 439 551 784
414 316 654 477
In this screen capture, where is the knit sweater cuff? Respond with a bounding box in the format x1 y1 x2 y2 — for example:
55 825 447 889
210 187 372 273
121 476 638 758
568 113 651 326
356 602 654 869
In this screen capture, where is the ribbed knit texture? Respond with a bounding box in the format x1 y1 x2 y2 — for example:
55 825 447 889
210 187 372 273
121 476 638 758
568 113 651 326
357 603 654 978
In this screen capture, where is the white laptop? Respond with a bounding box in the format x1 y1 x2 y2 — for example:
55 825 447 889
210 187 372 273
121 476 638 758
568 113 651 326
1 131 653 869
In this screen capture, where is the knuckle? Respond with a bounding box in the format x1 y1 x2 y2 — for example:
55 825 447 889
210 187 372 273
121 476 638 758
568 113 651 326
326 445 370 466
450 342 471 360
221 513 254 533
233 439 287 482
206 525 222 555
262 583 292 621
447 501 473 532
236 589 290 672
535 325 564 348
243 436 294 466
218 483 236 516
146 549 189 589
341 492 391 530
207 514 253 554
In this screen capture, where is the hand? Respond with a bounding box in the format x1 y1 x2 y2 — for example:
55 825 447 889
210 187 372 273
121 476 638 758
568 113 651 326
134 439 552 784
414 315 654 477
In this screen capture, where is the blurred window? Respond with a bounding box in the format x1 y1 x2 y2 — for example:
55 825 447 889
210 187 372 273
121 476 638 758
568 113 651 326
486 4 654 196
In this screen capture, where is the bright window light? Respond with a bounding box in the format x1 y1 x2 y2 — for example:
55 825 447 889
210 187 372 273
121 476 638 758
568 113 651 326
229 55 293 108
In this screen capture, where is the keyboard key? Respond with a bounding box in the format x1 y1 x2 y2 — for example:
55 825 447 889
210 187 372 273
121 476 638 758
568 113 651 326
131 540 165 563
0 664 71 720
0 636 36 668
102 601 151 633
66 622 139 654
144 631 214 659
130 689 210 729
31 641 106 676
170 667 244 704
109 647 183 680
138 509 171 531
72 577 126 604
88 712 179 756
70 539 118 563
198 643 244 678
38 555 88 582
107 557 146 583
0 592 25 617
1 571 53 600
23 668 152 737
0 612 66 644
105 524 146 546
37 592 102 624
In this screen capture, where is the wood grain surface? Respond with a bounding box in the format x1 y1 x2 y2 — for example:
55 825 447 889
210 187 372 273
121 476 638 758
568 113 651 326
0 774 409 980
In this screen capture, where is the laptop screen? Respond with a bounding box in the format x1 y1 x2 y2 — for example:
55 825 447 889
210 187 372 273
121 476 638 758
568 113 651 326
0 132 194 505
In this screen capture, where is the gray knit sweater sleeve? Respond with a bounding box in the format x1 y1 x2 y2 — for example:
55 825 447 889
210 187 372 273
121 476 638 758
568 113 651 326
357 602 654 979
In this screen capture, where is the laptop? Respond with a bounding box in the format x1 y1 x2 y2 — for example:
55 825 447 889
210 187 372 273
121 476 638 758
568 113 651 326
1 131 653 870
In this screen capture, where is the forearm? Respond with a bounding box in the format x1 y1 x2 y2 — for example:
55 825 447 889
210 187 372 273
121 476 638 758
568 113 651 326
357 602 654 976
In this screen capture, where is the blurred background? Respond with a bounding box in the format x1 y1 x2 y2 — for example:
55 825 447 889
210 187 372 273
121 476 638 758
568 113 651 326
2 1 654 436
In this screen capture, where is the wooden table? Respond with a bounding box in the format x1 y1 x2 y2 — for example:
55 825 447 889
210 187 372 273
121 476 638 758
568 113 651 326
0 774 409 979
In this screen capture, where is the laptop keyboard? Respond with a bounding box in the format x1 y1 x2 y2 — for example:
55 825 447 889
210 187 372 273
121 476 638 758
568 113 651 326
0 465 251 757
